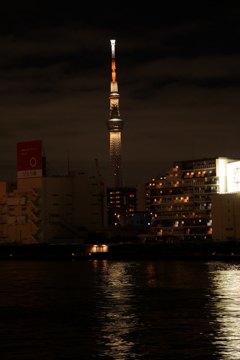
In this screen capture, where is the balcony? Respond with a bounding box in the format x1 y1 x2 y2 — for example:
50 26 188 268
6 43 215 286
29 219 40 231
162 230 174 235
29 200 39 212
205 179 219 185
173 229 185 234
195 181 205 185
182 190 194 194
193 163 215 169
185 228 208 235
182 165 193 170
204 173 216 177
181 181 194 186
30 210 40 222
205 188 218 193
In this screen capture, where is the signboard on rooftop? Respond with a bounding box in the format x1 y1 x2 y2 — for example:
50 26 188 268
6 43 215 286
17 140 42 179
227 161 240 192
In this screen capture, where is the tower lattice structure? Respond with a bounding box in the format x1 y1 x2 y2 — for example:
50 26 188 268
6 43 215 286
106 40 124 188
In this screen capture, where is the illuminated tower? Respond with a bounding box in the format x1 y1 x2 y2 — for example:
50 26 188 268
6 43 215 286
106 39 124 188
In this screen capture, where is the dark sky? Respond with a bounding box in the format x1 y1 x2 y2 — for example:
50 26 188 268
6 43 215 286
0 2 240 185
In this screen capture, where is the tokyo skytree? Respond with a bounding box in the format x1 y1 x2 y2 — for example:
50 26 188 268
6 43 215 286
106 40 124 188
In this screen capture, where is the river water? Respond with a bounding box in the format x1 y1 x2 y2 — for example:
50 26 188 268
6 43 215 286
0 259 240 359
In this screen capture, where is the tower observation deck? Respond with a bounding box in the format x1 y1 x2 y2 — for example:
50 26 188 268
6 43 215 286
106 39 124 188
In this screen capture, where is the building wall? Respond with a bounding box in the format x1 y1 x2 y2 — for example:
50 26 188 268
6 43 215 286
0 172 107 244
70 171 107 230
136 182 150 211
42 177 75 242
212 193 240 241
128 211 152 226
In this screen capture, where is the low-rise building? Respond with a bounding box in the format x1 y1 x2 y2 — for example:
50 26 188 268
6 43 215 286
0 171 107 244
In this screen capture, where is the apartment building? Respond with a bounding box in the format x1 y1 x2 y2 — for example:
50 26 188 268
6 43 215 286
149 157 236 241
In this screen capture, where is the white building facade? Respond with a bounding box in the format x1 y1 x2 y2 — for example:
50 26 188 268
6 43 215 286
0 171 107 244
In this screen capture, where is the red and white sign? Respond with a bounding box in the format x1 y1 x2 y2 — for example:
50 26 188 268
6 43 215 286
17 140 42 179
227 161 240 192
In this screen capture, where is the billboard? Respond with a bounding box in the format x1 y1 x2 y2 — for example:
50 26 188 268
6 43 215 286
227 161 240 192
17 140 42 179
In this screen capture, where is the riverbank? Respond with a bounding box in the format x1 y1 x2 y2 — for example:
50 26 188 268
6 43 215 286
0 240 240 260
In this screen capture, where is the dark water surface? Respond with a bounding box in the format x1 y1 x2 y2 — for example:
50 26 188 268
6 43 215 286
0 260 240 359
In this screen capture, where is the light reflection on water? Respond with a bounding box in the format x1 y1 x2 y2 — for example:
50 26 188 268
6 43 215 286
93 260 142 359
207 262 240 359
1 260 240 359
93 260 240 359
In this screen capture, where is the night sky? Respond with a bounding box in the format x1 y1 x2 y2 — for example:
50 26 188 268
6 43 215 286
0 3 240 185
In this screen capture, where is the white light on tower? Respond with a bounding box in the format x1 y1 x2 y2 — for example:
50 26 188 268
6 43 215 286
106 40 124 188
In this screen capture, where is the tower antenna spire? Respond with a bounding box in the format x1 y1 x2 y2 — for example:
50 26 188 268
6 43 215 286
106 40 124 188
110 39 116 82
